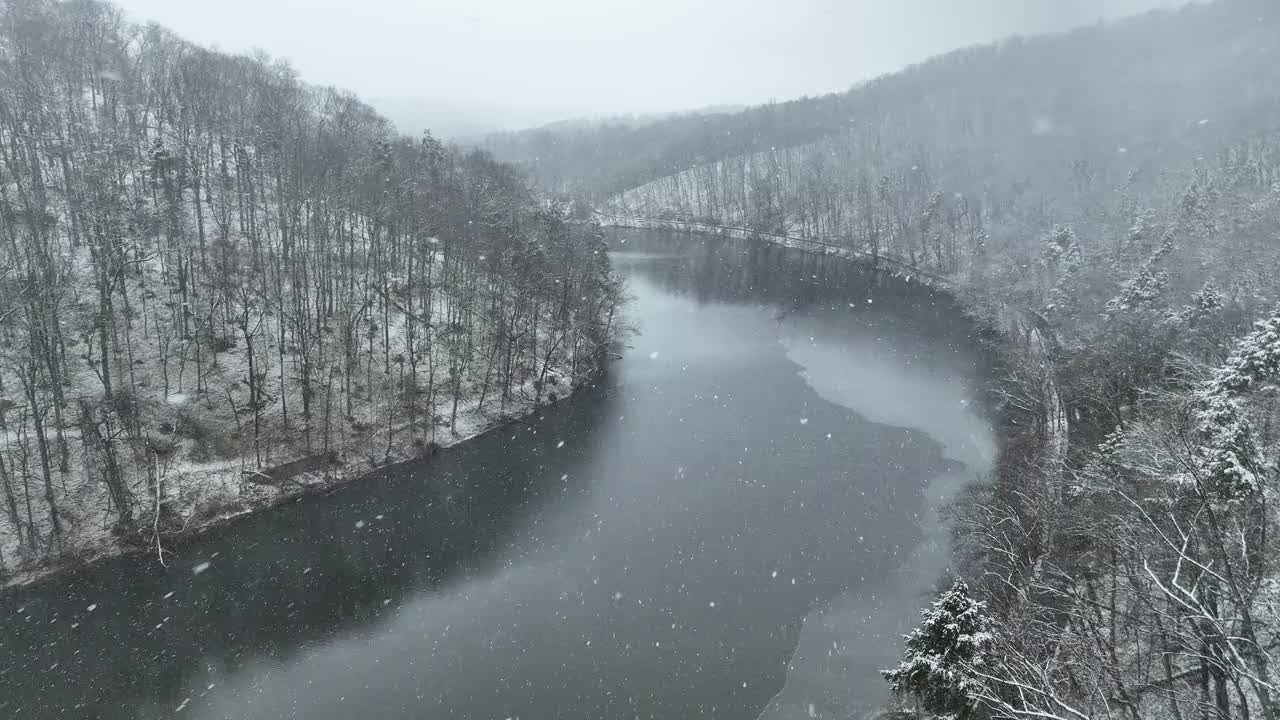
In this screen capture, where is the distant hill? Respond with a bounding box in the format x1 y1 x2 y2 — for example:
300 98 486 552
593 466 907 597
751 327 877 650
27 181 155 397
478 0 1277 203
371 97 533 140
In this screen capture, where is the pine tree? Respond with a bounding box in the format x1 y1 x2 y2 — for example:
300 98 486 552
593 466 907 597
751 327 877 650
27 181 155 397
883 580 995 719
1211 311 1280 395
1179 310 1280 499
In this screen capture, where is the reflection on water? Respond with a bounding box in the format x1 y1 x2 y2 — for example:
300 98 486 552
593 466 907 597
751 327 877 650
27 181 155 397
0 230 992 719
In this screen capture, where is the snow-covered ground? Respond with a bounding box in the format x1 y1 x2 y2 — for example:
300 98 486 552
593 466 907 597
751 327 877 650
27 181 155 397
0 366 574 592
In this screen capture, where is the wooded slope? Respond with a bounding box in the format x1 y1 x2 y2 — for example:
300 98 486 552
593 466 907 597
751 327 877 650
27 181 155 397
0 0 622 579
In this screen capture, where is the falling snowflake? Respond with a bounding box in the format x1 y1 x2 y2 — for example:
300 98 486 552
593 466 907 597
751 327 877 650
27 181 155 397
649 351 660 359
192 562 211 576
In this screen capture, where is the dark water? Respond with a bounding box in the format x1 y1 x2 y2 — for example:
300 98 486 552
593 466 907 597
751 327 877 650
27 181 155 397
0 231 993 720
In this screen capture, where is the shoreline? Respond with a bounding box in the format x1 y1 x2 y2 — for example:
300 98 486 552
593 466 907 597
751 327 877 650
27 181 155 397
0 383 579 597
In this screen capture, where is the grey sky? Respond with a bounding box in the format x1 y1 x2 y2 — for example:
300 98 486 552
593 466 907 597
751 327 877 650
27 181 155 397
114 0 1195 135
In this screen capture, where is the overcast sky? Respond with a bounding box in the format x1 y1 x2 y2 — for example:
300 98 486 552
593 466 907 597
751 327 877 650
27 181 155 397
113 0 1195 136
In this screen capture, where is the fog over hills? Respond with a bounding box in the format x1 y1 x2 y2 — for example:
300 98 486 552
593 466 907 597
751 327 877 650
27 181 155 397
112 0 1192 136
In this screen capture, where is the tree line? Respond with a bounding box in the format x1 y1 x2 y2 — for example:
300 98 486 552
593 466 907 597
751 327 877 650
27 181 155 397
0 0 622 578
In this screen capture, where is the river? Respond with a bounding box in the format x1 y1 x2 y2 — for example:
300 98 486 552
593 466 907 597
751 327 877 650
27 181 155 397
0 230 994 719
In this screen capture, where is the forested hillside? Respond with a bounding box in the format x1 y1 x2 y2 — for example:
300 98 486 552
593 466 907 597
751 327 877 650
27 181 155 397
0 0 622 581
475 99 836 198
485 0 1278 204
567 1 1280 718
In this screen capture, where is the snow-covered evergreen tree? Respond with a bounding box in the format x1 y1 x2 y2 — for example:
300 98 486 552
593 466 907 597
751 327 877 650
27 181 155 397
883 580 994 719
1190 310 1280 499
1194 393 1264 499
1044 227 1084 317
1211 312 1280 395
1176 279 1225 328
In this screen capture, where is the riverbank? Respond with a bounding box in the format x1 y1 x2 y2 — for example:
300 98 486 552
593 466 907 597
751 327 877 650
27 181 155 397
598 213 953 288
0 374 577 595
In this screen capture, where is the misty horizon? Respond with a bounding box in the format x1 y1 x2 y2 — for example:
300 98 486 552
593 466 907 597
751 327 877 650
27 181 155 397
113 0 1196 137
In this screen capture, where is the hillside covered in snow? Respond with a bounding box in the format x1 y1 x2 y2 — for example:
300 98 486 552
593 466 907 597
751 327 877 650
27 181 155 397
0 0 622 582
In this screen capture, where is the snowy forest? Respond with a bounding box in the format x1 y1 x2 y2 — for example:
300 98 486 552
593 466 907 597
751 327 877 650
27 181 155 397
485 1 1280 719
0 0 622 581
8 0 1280 716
